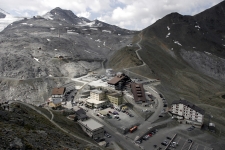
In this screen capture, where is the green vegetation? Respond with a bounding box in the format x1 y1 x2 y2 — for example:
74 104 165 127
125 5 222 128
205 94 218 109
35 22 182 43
107 46 142 71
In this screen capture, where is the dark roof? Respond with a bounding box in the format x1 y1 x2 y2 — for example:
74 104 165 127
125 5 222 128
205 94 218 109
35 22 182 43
52 87 65 95
108 93 122 97
107 75 125 85
130 83 146 102
171 100 205 115
75 108 88 120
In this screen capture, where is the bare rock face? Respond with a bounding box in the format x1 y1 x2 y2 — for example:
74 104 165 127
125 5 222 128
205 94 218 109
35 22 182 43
0 12 6 18
180 49 225 81
10 137 24 149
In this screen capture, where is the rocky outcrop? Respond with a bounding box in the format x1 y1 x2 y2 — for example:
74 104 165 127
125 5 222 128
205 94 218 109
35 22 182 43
0 12 6 18
180 49 225 81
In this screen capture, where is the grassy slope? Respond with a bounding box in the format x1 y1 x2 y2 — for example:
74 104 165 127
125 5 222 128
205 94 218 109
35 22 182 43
107 33 225 137
107 45 142 71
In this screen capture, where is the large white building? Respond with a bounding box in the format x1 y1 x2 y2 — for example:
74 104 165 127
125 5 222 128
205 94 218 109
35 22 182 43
90 90 106 101
78 119 104 139
86 89 108 108
170 100 205 126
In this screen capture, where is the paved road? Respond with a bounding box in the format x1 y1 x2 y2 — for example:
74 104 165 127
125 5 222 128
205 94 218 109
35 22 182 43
9 100 101 148
87 110 140 150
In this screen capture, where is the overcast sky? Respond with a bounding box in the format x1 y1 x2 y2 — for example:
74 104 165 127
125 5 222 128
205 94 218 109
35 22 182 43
0 0 223 30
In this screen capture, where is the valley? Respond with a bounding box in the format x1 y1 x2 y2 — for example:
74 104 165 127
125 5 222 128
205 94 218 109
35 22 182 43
0 2 225 150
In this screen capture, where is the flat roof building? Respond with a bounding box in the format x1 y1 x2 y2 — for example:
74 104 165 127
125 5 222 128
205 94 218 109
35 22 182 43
78 119 104 139
86 98 108 109
107 93 123 106
90 89 106 101
170 100 205 126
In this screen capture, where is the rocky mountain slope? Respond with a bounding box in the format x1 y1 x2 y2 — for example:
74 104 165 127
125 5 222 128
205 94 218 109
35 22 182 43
0 102 100 149
108 1 225 129
0 7 136 79
0 7 136 103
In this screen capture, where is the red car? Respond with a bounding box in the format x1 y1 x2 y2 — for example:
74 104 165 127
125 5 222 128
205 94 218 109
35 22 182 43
148 133 152 136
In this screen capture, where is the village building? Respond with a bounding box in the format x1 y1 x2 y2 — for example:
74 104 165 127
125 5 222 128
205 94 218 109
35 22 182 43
78 118 104 139
74 108 88 121
107 93 123 106
51 87 66 102
90 90 106 101
49 99 62 109
130 83 146 103
170 100 205 126
107 73 131 90
86 89 108 108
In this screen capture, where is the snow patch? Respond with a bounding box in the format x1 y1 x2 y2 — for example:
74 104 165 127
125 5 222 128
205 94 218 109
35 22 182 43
90 28 98 30
174 41 182 46
34 57 40 62
102 30 111 33
84 50 91 53
204 51 211 55
67 30 79 34
167 26 170 30
95 39 101 42
42 12 53 20
166 32 170 38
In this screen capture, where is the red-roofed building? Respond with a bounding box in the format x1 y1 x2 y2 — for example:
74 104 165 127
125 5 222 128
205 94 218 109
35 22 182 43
130 83 146 103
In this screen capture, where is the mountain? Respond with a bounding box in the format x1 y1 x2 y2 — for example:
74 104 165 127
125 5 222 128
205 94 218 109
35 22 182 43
108 1 225 130
0 7 136 104
0 8 23 31
0 12 6 18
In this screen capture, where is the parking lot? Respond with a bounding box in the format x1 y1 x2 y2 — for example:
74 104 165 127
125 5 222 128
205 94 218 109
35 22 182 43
135 124 214 150
96 107 144 130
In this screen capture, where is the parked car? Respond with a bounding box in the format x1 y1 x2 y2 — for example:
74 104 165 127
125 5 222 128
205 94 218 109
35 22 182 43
113 111 119 115
167 136 171 140
161 142 167 146
142 135 150 140
188 139 192 143
135 140 142 144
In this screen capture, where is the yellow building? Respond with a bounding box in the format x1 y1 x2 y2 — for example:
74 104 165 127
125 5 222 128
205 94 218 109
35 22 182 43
107 93 123 106
90 90 106 101
49 99 61 109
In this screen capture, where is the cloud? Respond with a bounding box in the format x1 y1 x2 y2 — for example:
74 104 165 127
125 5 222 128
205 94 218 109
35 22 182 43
0 0 223 30
77 11 91 18
99 0 223 30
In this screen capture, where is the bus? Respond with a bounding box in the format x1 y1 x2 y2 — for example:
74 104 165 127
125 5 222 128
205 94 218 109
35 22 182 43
130 126 138 133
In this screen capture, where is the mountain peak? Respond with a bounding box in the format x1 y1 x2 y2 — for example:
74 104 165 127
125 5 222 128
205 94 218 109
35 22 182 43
0 8 8 18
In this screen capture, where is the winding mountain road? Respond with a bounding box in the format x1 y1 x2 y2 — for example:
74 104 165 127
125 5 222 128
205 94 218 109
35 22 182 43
9 100 101 149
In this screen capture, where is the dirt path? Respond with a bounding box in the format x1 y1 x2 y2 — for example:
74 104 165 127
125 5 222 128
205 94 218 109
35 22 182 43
10 100 101 148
